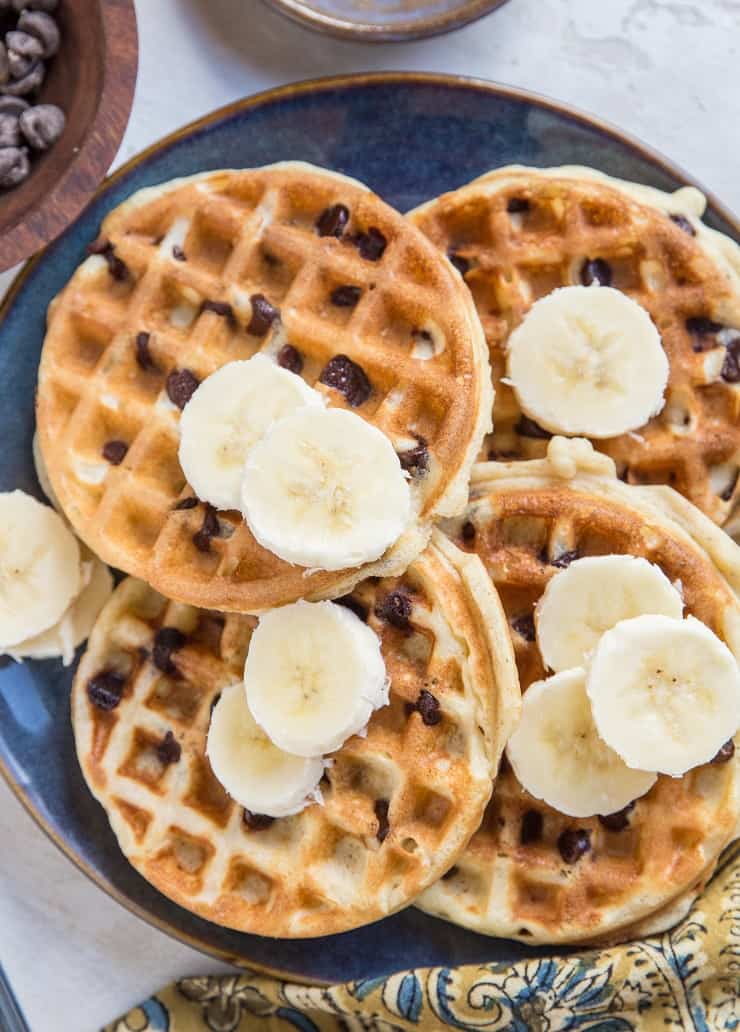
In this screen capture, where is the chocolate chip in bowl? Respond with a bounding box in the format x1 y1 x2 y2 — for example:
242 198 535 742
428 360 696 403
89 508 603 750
0 0 137 271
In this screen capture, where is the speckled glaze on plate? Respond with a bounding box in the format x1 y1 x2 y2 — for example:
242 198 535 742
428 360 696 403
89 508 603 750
262 0 510 41
0 73 738 985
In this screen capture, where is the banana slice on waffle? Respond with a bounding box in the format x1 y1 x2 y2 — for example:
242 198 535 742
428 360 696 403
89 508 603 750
418 437 740 945
38 162 491 613
409 164 740 526
71 532 520 938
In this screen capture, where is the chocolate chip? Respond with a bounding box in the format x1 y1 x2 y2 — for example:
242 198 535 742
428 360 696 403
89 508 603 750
193 504 219 553
319 354 371 406
152 626 186 676
374 799 390 842
135 331 158 372
87 670 125 711
721 338 740 384
87 236 112 255
598 801 635 832
520 809 543 844
398 437 429 475
243 809 275 831
352 228 387 262
201 299 234 321
511 614 535 642
335 595 368 622
19 104 64 151
86 238 129 282
507 197 530 214
447 250 470 276
518 928 532 937
580 258 612 287
670 213 696 237
277 344 303 375
516 415 552 440
173 496 198 510
720 470 739 503
711 739 735 765
441 865 458 881
330 284 362 308
166 369 199 409
404 701 417 718
417 689 442 726
316 203 349 238
557 828 591 864
102 439 128 466
375 591 412 630
686 316 723 351
247 294 279 336
0 145 29 188
461 520 476 542
157 730 181 766
551 550 579 569
172 245 186 261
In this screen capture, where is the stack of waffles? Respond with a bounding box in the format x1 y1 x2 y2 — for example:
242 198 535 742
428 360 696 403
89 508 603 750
25 161 740 944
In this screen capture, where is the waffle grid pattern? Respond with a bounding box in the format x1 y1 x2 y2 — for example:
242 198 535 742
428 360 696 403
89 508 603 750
39 165 488 612
410 170 740 525
417 472 740 943
72 538 508 937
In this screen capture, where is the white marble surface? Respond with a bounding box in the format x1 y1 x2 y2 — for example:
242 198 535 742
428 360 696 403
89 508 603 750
2 1 740 1029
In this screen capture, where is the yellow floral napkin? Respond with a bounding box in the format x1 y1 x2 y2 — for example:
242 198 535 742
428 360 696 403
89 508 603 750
105 842 740 1032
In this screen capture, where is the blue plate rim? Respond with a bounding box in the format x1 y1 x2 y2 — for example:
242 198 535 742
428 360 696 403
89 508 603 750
2 70 739 982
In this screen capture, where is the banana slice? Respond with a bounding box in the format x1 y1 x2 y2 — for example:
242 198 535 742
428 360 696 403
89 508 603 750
10 556 113 666
245 600 389 757
587 614 740 777
0 491 81 650
537 554 683 671
507 286 669 438
241 407 411 571
206 682 325 818
506 668 657 818
179 354 324 511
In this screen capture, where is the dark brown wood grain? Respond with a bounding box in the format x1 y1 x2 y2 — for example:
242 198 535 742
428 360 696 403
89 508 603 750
0 0 138 272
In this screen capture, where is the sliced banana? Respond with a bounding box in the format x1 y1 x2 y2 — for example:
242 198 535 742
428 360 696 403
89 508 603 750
507 286 669 438
506 668 657 818
10 556 113 666
537 554 683 672
245 600 389 757
179 355 324 511
0 491 81 650
241 407 411 571
206 682 325 818
587 614 740 777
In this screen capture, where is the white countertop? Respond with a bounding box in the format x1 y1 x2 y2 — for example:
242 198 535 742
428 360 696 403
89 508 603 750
2 1 739 1029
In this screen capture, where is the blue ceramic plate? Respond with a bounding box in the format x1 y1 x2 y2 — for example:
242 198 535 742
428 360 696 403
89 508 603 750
1 73 738 985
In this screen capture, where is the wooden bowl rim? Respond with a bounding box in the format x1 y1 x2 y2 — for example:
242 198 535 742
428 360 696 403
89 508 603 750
0 0 138 273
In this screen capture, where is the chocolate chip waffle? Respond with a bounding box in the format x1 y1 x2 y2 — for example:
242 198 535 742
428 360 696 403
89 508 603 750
71 532 520 937
38 163 491 613
409 165 740 526
417 438 740 945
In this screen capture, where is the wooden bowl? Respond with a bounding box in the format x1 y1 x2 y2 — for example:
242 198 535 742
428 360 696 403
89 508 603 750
0 0 138 273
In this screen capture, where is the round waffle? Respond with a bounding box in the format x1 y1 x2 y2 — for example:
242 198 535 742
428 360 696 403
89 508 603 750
416 438 740 945
71 532 520 938
38 162 491 613
409 165 740 526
